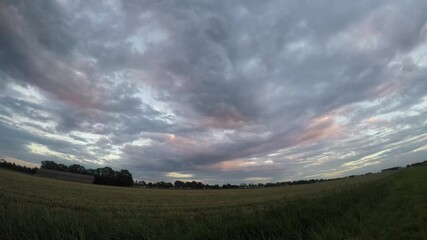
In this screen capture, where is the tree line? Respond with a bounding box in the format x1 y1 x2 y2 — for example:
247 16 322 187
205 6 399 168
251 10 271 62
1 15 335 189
1 159 331 189
4 158 427 190
0 159 37 174
406 160 427 168
134 178 333 190
41 161 134 187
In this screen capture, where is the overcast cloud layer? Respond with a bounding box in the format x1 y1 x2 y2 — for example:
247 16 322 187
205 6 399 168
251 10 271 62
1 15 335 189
1 0 427 183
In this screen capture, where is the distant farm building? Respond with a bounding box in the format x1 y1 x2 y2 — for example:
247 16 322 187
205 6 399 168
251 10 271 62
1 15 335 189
36 168 94 184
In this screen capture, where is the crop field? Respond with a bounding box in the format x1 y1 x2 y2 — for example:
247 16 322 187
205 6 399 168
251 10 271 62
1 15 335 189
0 167 426 240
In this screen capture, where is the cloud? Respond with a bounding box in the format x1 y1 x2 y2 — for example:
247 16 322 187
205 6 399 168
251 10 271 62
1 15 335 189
207 159 275 172
165 172 193 178
1 0 427 183
245 177 271 183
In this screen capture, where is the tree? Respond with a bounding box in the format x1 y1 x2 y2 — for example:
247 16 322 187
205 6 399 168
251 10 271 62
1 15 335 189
41 161 59 170
188 181 198 189
196 182 204 189
174 180 185 188
68 164 86 174
0 160 38 174
57 164 69 172
115 169 133 186
155 181 173 189
40 161 134 187
94 167 115 185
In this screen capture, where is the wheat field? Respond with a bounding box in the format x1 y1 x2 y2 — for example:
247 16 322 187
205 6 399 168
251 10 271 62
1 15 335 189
0 167 425 240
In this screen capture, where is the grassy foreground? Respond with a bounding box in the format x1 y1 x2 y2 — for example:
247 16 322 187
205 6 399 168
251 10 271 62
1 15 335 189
0 167 426 240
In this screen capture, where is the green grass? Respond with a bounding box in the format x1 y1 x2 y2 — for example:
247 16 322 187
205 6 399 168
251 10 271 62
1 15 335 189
0 167 426 240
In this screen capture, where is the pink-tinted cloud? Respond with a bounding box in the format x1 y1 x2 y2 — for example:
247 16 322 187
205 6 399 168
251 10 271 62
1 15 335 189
207 158 275 172
292 114 344 146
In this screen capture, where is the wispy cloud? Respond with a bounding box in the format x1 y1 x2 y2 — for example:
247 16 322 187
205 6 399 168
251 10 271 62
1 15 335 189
165 172 193 178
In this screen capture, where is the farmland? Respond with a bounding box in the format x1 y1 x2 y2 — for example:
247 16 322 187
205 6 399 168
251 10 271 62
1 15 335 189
0 167 426 240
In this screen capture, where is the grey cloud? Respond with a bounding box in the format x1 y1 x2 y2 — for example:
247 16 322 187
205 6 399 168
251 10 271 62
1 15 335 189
1 0 427 183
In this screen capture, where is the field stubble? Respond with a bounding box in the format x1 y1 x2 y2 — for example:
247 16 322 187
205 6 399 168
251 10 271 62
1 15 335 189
0 167 426 240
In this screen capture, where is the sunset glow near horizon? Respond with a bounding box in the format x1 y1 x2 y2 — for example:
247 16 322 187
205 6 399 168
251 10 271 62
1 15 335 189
1 0 427 184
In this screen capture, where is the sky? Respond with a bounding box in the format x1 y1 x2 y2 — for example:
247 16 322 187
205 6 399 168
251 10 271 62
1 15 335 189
1 0 427 184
